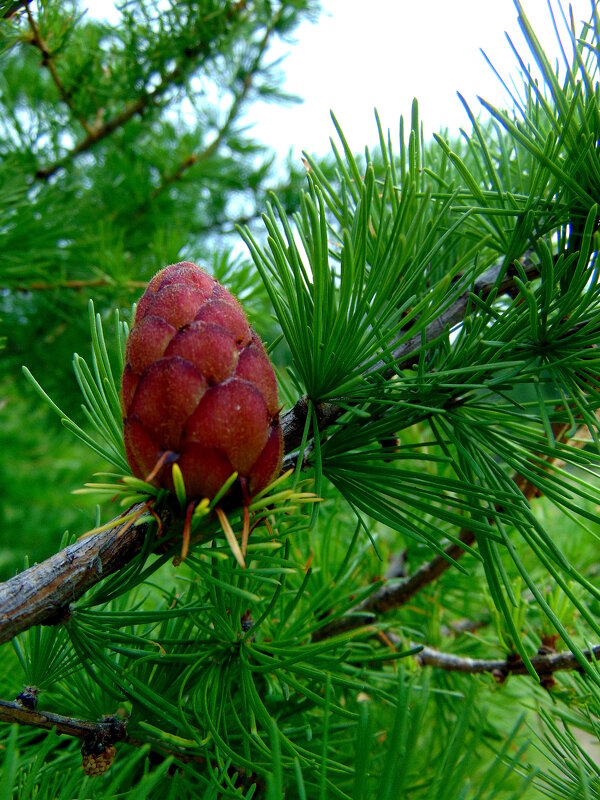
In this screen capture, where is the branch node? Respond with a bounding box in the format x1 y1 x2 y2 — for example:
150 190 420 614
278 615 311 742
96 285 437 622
16 686 39 710
491 668 508 684
42 603 71 628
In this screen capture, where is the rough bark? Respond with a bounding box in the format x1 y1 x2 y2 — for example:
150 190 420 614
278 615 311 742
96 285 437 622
0 506 148 645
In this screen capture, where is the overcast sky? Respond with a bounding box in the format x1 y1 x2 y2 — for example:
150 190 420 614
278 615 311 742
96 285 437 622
245 0 595 161
96 1 595 159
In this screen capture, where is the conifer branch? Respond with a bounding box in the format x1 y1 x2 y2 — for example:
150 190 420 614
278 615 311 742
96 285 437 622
1 643 598 766
33 45 210 180
313 424 574 642
0 260 554 649
34 93 155 180
24 4 95 137
312 529 477 641
135 8 280 213
281 257 539 455
32 2 262 181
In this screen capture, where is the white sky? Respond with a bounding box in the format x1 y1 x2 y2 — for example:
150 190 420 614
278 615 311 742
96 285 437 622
94 0 595 158
245 0 595 159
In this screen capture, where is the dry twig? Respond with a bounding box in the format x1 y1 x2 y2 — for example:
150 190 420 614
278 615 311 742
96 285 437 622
417 642 600 680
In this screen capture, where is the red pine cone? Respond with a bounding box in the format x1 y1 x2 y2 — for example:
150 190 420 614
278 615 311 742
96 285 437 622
121 262 283 500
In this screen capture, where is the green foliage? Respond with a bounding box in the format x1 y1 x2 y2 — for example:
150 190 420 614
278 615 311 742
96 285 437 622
533 669 600 799
24 301 130 473
2 0 600 798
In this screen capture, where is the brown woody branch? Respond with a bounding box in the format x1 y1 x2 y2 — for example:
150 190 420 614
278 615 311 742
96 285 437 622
0 698 126 741
0 505 149 646
416 642 600 679
0 697 263 785
0 698 202 768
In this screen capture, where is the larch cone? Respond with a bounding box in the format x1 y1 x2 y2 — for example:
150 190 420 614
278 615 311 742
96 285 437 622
121 261 283 501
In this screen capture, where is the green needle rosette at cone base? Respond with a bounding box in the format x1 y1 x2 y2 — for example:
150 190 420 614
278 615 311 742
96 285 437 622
121 261 283 501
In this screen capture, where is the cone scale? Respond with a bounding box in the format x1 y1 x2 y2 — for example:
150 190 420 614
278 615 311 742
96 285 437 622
121 262 283 502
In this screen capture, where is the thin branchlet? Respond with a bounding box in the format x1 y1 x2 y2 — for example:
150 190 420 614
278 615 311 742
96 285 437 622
416 642 600 680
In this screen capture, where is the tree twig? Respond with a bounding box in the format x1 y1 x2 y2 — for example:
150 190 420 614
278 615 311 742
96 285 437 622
312 529 477 642
32 2 253 181
0 698 204 769
145 154 199 205
416 642 600 680
0 505 149 646
35 94 152 180
0 698 126 740
0 696 263 785
34 31 220 179
134 9 279 215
